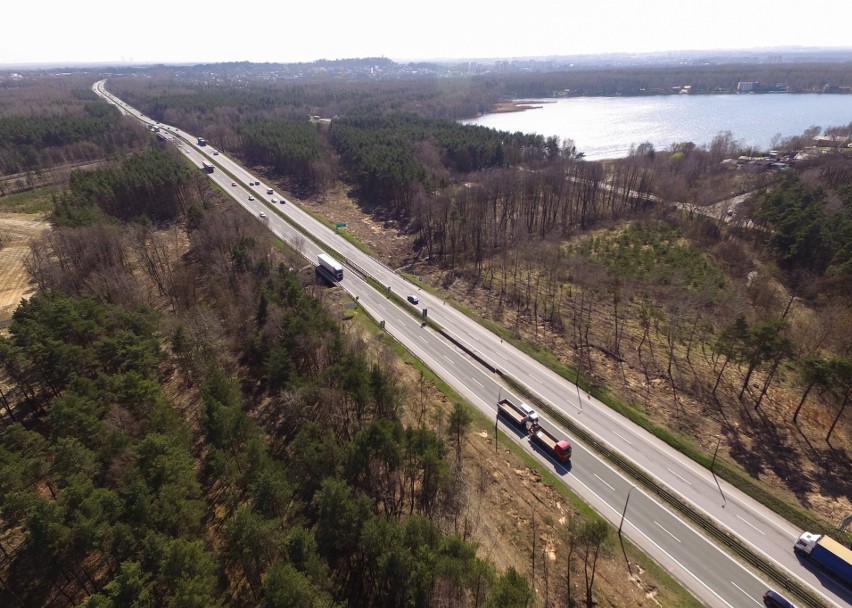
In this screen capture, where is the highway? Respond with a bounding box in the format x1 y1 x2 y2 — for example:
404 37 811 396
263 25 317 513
92 80 850 608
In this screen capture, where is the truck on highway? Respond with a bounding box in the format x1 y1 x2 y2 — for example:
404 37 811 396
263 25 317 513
794 532 852 585
197 137 207 146
531 425 572 462
317 253 343 282
201 161 214 173
497 398 539 428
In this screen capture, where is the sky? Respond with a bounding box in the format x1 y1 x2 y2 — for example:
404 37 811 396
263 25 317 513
3 0 850 66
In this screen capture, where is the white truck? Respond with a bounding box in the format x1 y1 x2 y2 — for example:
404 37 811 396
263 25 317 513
317 253 343 282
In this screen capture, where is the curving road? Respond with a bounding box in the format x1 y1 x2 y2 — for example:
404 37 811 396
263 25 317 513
93 80 849 608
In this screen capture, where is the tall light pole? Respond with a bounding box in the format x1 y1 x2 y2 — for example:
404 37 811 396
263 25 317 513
618 485 636 536
711 437 726 507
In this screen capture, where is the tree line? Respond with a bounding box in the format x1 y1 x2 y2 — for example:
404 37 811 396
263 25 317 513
0 78 145 179
51 147 198 227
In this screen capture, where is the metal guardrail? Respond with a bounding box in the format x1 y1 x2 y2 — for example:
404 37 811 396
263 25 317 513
497 373 829 608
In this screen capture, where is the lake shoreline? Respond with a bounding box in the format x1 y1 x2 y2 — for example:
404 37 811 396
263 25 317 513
467 94 852 160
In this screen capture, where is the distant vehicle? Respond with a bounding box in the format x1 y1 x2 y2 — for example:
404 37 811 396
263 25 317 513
317 253 344 282
763 590 795 608
197 137 207 146
280 199 286 204
248 195 255 201
231 181 236 186
794 532 852 585
407 295 419 305
270 198 277 204
201 161 214 173
259 212 266 218
213 151 219 155
267 188 274 195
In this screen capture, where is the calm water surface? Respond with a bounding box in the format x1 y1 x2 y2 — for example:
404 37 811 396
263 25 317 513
462 95 852 160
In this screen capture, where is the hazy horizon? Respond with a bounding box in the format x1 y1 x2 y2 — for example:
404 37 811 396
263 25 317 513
3 0 851 66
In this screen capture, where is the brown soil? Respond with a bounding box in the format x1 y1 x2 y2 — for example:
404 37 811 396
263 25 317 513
0 213 47 325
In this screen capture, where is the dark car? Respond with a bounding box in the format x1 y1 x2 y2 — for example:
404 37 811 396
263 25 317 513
763 590 795 608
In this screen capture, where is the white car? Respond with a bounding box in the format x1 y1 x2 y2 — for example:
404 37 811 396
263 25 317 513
270 198 277 204
407 295 419 305
248 195 255 201
259 212 266 218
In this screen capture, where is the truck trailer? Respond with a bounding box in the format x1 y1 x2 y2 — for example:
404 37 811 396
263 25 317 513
317 253 344 282
531 426 572 462
794 532 852 586
497 398 539 428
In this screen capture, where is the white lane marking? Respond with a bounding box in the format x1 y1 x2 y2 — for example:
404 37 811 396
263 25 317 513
569 475 736 608
666 467 693 486
529 375 540 382
730 581 762 606
654 521 681 543
419 335 427 342
735 514 766 536
443 355 453 363
593 473 615 492
472 378 484 388
612 431 633 446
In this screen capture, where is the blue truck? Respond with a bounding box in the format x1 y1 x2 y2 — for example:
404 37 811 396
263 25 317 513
794 532 852 586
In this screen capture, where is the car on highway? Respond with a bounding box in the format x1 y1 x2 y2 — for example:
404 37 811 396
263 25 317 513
259 212 266 218
248 195 255 201
270 198 277 204
763 590 795 608
231 182 236 186
213 151 219 156
267 188 274 195
407 295 419 305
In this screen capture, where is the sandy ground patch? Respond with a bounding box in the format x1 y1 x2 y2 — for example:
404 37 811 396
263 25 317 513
0 214 47 324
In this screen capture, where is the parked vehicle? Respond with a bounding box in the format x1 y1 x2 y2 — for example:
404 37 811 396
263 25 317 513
794 532 852 585
317 253 343 282
530 425 572 462
497 398 539 428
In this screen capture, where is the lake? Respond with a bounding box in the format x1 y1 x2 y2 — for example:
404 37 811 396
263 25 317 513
462 95 852 160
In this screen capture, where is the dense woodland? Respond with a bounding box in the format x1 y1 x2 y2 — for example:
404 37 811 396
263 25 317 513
1 65 851 606
1 146 566 607
0 76 145 182
108 69 852 521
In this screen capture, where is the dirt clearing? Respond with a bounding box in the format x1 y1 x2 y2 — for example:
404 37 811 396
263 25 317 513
0 214 47 324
